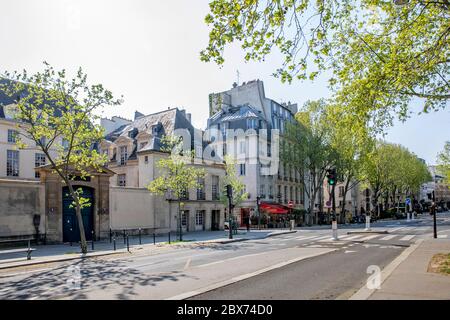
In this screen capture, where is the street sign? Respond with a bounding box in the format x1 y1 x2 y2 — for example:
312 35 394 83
325 200 332 208
405 198 411 205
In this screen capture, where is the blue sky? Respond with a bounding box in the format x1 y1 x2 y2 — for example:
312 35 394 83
0 0 448 164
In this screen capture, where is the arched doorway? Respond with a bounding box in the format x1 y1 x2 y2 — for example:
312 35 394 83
62 186 94 243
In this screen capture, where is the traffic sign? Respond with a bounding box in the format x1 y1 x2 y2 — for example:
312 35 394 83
405 198 411 205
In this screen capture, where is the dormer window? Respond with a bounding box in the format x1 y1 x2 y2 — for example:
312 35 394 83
140 142 148 150
119 146 127 165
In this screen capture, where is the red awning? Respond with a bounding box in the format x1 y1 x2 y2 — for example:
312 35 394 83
259 202 289 214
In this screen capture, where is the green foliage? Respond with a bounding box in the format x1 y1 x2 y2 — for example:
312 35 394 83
202 0 449 132
147 135 206 203
281 99 340 212
0 62 122 253
360 140 432 205
437 141 450 184
220 155 248 207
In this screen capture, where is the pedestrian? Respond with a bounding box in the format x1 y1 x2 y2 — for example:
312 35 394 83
246 216 250 232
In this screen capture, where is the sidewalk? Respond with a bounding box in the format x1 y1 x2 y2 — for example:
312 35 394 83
0 229 295 270
353 238 450 300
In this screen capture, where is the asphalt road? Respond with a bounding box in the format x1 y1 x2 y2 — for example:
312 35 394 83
0 212 448 300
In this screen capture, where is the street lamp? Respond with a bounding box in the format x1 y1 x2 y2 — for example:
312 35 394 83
256 196 261 230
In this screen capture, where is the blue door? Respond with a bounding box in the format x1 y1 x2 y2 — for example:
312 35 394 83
62 186 94 243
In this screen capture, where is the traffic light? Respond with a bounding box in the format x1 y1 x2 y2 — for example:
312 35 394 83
326 168 336 186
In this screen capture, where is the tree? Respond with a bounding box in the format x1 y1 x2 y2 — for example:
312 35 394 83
147 135 205 240
281 99 339 224
437 141 450 183
360 141 431 213
0 62 122 253
201 0 449 132
328 107 372 217
220 155 248 213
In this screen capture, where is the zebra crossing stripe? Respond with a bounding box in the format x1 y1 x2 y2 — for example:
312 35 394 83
380 235 396 241
438 235 448 239
399 235 415 241
344 235 365 240
390 227 407 232
359 235 379 241
294 235 319 241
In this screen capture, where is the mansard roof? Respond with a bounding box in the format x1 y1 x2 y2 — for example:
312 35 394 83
105 107 194 153
208 104 266 126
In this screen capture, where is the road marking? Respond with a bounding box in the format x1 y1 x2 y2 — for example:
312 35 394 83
345 235 365 240
389 227 406 232
359 235 379 241
166 249 337 300
399 235 415 241
437 235 448 239
344 250 356 254
313 235 333 241
196 252 267 268
294 235 319 241
379 235 397 241
183 258 191 270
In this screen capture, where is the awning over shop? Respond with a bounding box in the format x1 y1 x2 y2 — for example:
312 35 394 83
259 202 289 214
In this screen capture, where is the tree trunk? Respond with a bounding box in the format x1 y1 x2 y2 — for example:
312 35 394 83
67 183 88 254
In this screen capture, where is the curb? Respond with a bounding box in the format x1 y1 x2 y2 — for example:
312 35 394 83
347 230 389 235
347 239 424 300
0 250 125 271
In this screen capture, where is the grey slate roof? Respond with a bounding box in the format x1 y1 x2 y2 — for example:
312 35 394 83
105 108 195 155
208 104 265 126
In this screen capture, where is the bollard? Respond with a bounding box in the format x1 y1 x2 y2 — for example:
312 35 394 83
113 236 116 251
123 229 126 244
153 233 156 245
109 228 112 243
139 228 142 245
168 232 171 244
332 220 338 241
365 215 371 231
126 234 130 252
91 230 95 241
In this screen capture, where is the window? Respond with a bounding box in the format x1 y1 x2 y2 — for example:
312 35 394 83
211 175 219 200
7 130 18 143
117 174 126 187
37 136 46 146
35 153 46 178
144 156 149 164
7 150 19 176
140 142 147 150
239 140 246 154
119 146 127 165
260 184 266 198
197 177 205 200
284 186 288 203
290 186 293 201
195 211 204 226
339 186 344 198
239 164 246 176
180 188 189 200
247 118 257 129
181 211 188 226
269 185 273 198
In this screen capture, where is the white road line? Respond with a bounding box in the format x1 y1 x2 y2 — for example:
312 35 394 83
294 235 319 241
313 235 333 241
379 235 397 241
359 235 380 241
399 235 415 241
338 234 357 240
344 235 365 240
389 227 407 232
437 235 448 239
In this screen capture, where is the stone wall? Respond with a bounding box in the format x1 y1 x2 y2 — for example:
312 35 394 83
0 179 45 240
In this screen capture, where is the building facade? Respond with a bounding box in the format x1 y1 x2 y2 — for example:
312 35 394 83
207 80 311 226
100 108 227 233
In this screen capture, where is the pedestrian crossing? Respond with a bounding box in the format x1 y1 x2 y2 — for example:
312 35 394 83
275 232 427 244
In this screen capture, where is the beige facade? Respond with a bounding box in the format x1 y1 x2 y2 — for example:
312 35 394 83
102 108 227 233
0 117 58 180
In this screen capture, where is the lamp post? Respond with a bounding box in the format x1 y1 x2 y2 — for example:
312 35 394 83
256 196 261 230
165 189 173 243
